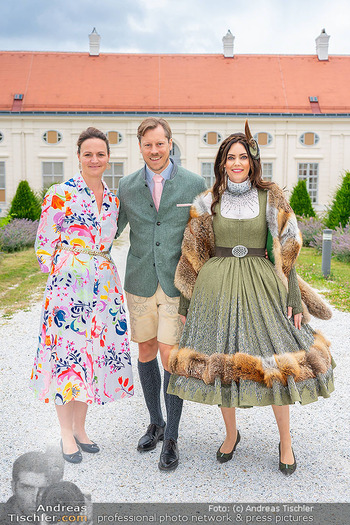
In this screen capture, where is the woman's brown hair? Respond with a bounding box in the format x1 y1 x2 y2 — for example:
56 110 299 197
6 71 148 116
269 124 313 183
211 121 273 215
77 127 110 155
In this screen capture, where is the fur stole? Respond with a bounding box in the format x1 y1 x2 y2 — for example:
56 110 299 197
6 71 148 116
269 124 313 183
174 184 332 322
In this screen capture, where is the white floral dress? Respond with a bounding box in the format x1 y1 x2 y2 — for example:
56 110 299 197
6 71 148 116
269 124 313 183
31 173 134 405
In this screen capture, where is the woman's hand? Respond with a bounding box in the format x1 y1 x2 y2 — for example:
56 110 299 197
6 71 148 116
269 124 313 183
287 307 302 330
179 315 187 325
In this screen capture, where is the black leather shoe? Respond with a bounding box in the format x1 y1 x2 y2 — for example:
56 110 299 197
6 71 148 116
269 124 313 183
60 440 82 464
74 436 100 453
279 443 297 476
137 423 165 452
216 430 241 464
158 439 179 471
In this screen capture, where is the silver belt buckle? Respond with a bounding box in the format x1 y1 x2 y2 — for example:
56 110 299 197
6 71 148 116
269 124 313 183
231 245 248 258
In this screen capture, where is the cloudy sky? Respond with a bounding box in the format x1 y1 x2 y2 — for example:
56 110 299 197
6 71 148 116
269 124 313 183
1 0 349 55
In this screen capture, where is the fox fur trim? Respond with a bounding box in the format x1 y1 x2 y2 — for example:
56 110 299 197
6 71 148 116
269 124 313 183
174 184 332 321
168 331 332 386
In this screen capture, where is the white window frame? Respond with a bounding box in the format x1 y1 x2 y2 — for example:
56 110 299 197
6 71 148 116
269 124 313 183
103 162 124 192
42 161 64 188
298 162 319 204
262 162 273 181
201 162 215 188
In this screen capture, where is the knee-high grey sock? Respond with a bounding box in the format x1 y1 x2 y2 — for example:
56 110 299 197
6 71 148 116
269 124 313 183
138 358 165 427
163 370 183 441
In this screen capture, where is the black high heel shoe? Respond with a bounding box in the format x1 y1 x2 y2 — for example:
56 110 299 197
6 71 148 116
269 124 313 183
216 430 241 464
60 439 82 464
279 443 297 475
74 436 100 454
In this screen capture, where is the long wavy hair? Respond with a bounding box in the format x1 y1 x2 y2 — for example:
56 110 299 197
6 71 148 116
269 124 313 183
211 121 273 215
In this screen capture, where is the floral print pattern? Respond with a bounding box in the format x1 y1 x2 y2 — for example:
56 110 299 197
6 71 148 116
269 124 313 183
31 173 133 405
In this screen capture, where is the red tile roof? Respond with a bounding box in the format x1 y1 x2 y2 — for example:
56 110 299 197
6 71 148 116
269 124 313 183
1 51 349 114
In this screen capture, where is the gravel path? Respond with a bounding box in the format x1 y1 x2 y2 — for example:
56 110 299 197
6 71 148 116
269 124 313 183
0 236 349 503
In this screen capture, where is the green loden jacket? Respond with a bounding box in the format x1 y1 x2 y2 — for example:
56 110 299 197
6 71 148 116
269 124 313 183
116 162 207 297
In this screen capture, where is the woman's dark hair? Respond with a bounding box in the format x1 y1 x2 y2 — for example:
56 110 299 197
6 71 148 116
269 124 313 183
77 127 110 155
211 121 273 215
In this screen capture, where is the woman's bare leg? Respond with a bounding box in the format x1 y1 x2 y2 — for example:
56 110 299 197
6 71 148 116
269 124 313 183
72 400 93 444
219 407 238 453
55 401 79 454
272 405 294 464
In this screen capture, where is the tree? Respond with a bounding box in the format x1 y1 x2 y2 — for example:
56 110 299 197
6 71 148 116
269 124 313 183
289 180 316 217
325 171 350 229
9 180 41 221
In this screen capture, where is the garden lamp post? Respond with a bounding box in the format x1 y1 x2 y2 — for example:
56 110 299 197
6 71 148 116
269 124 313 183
322 229 333 278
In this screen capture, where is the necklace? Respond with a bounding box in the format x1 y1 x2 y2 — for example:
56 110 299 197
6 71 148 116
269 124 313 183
226 177 252 195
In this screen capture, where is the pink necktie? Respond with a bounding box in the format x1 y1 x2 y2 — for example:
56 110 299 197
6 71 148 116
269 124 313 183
152 174 163 211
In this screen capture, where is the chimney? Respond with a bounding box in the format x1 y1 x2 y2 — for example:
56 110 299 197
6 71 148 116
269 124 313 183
89 27 101 56
222 30 234 58
315 28 330 61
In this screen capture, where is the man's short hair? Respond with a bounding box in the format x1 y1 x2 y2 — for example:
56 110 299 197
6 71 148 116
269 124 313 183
137 117 172 142
12 452 49 483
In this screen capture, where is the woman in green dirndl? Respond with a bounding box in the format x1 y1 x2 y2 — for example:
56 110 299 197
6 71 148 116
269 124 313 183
167 121 335 475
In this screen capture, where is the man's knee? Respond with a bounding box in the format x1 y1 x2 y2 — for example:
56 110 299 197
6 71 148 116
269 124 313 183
138 337 158 362
158 343 174 372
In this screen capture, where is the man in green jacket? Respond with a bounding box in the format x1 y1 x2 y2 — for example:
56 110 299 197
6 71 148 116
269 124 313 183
117 117 206 471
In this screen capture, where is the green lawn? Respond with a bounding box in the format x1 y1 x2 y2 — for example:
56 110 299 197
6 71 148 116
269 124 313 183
0 245 349 318
296 247 350 312
0 248 47 318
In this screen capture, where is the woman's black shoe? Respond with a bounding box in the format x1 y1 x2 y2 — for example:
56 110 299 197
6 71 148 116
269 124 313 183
60 440 82 464
216 430 241 463
74 436 100 453
279 443 297 475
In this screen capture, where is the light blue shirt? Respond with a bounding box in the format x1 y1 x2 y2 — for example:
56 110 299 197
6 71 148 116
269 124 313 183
145 159 174 196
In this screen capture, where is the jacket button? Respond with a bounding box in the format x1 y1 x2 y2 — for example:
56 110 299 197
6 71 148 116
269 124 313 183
153 263 155 267
157 221 161 226
156 242 160 246
150 203 154 208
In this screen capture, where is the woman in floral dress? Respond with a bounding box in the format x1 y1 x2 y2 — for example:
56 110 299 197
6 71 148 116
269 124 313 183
31 127 133 463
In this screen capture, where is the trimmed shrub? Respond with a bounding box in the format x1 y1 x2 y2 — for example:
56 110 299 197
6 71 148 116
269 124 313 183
325 171 350 229
0 219 38 252
9 180 41 221
297 216 324 247
289 180 316 217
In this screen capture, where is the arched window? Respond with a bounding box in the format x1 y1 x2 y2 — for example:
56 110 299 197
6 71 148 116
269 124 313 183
254 132 273 146
299 132 320 146
43 130 62 144
107 131 123 145
170 142 181 166
203 132 222 145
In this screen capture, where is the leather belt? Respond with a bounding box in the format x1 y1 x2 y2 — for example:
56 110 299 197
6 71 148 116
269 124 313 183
56 242 112 262
215 246 265 258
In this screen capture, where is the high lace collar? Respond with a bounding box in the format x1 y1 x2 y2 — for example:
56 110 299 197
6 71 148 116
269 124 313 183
226 177 252 195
